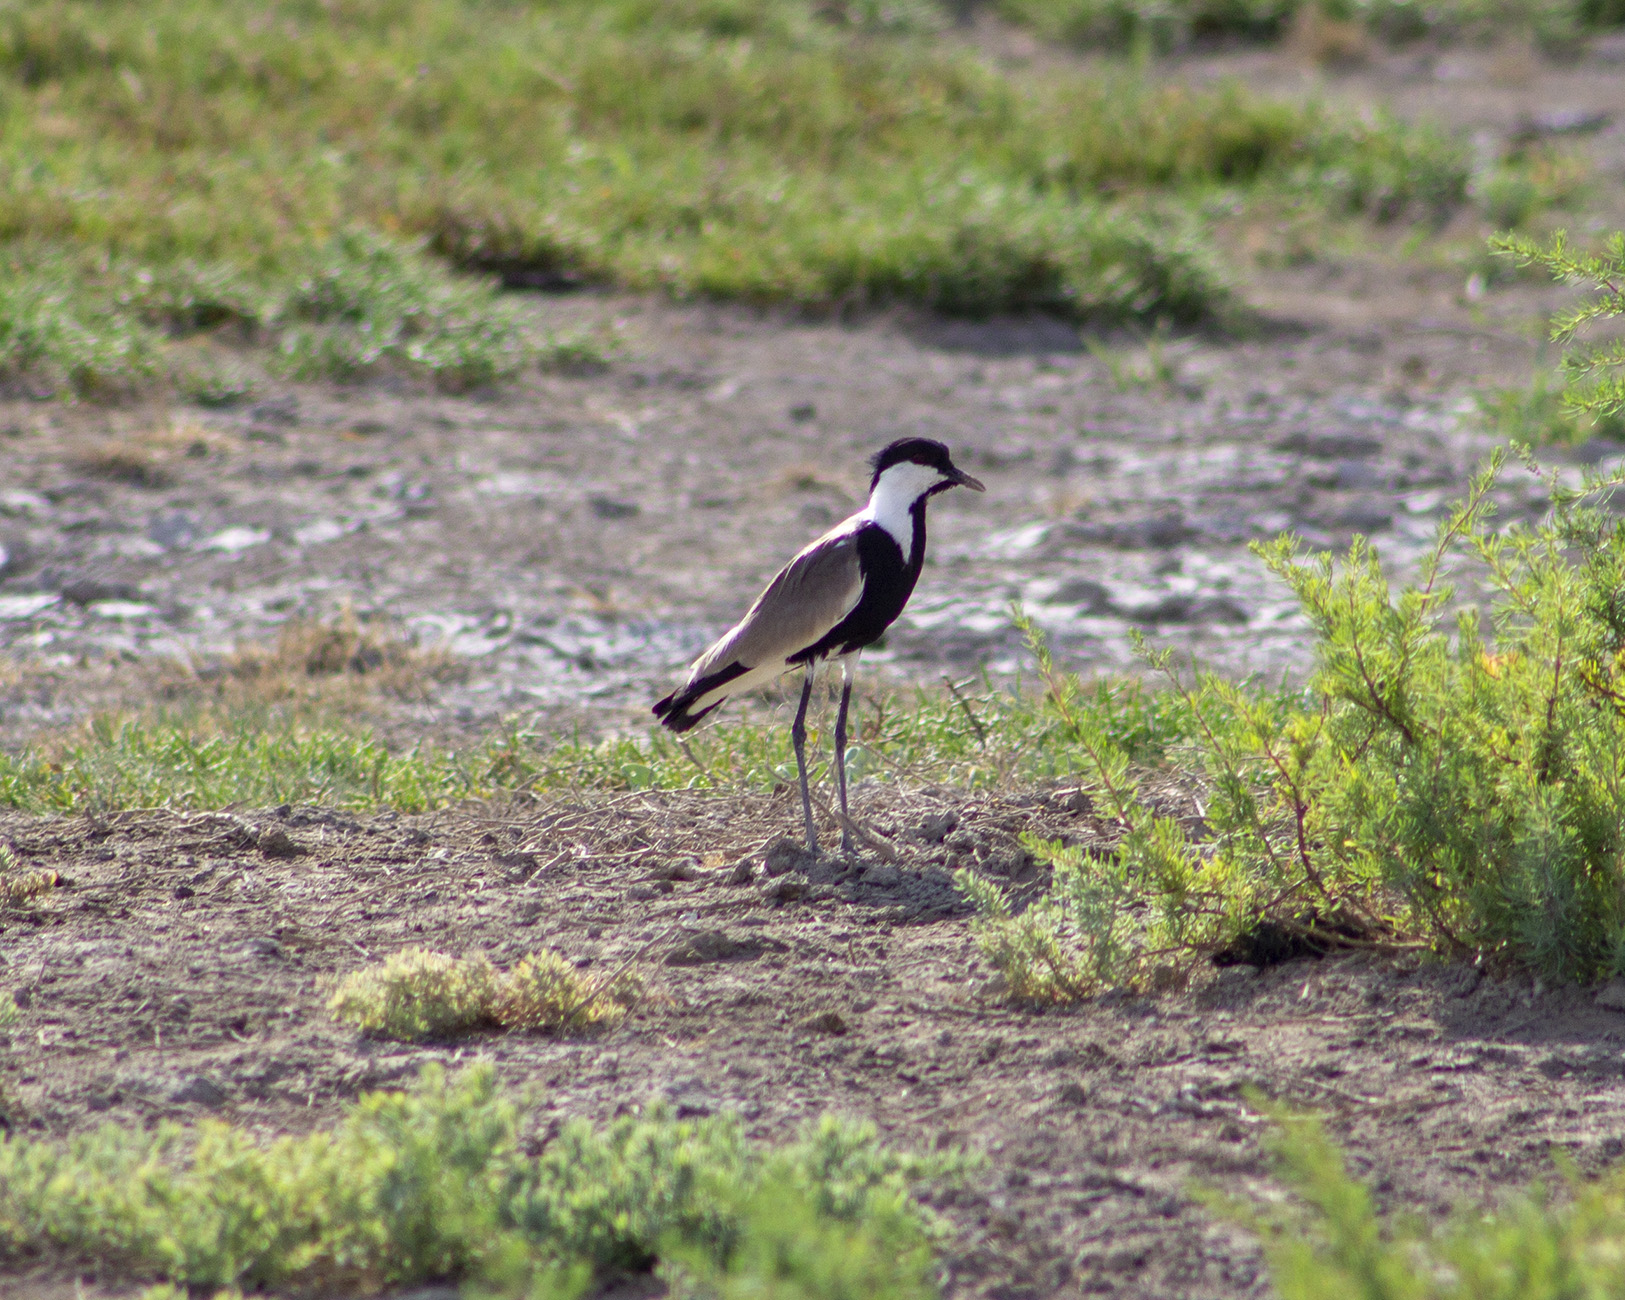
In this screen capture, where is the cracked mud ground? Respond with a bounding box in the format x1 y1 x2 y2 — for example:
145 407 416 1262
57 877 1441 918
7 33 1625 1300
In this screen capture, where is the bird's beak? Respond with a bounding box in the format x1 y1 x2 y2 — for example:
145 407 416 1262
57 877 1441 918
950 467 986 492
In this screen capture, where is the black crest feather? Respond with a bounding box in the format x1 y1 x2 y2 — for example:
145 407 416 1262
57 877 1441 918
869 437 955 490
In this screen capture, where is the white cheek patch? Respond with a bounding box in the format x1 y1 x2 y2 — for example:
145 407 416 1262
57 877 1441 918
863 462 947 556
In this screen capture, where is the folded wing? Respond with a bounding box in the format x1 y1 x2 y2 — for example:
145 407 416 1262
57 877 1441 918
653 528 864 731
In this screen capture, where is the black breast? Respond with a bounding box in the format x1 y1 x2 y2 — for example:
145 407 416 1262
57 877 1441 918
790 507 926 663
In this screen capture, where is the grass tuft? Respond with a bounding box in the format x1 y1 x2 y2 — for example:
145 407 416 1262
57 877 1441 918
493 949 638 1035
328 947 637 1041
327 948 501 1041
0 841 57 906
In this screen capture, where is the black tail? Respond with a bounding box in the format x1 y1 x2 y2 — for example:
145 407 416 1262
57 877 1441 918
652 661 749 733
652 692 722 733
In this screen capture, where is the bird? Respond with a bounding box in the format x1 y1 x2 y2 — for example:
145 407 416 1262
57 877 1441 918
653 437 984 853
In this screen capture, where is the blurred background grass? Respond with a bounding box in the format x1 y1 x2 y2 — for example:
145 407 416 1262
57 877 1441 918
2 0 1593 397
998 0 1625 53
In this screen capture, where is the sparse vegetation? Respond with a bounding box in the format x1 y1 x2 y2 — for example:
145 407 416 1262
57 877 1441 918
328 947 637 1041
0 671 1170 814
1229 1108 1625 1300
0 1064 961 1297
169 609 467 710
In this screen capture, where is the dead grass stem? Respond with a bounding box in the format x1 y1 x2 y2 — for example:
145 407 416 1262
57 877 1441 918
162 609 464 712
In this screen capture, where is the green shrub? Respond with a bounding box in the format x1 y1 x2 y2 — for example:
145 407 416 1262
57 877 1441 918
960 609 1294 1000
1227 1109 1625 1300
666 1164 939 1300
328 948 502 1040
1474 234 1625 449
495 950 638 1034
327 947 637 1041
0 1065 959 1297
967 446 1625 992
963 226 1625 994
0 1059 955 1293
1496 231 1625 424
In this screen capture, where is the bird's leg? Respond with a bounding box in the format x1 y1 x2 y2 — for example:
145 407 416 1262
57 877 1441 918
834 659 855 855
791 666 818 854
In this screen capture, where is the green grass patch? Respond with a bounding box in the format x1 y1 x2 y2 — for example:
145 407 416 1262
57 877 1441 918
1227 1108 1625 1300
328 947 638 1041
0 671 1200 815
0 231 596 398
0 0 1492 394
0 1063 962 1298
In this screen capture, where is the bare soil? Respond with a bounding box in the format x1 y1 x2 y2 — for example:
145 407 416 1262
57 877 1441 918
5 790 1625 1300
6 29 1625 1300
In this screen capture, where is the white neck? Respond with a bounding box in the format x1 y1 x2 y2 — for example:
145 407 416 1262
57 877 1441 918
858 461 943 559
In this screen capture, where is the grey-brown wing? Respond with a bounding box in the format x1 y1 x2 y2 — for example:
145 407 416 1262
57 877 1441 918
691 529 863 676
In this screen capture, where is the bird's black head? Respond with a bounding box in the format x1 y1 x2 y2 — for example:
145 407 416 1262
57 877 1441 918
868 438 985 496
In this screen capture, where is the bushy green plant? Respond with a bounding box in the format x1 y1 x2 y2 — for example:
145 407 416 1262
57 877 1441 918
495 950 638 1034
328 948 502 1040
0 1064 961 1297
666 1165 938 1300
960 609 1300 999
968 447 1625 991
1495 231 1625 423
954 227 1625 993
1225 1109 1625 1300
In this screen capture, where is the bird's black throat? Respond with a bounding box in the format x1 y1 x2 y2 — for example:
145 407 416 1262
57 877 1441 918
791 502 926 663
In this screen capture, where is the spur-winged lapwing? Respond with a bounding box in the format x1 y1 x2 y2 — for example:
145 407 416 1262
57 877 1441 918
654 437 984 853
